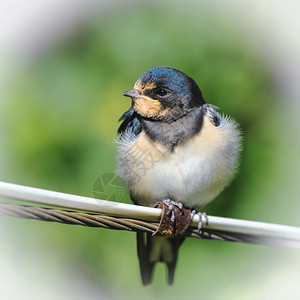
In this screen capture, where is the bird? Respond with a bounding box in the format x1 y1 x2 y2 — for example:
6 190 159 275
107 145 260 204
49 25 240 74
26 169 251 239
116 66 241 285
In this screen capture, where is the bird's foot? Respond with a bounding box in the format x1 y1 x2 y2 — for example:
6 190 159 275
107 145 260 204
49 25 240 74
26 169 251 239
153 199 191 236
161 199 183 223
191 210 208 234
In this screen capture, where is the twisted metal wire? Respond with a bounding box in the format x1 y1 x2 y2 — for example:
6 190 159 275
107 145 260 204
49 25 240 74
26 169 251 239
0 202 239 242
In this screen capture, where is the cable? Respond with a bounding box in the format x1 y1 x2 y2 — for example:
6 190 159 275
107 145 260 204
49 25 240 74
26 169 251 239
0 181 299 248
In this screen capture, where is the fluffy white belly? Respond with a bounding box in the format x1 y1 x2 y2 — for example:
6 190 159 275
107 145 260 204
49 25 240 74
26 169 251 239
117 115 240 209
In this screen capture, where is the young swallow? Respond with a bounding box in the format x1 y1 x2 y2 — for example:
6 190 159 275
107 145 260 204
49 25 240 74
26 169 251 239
116 66 241 285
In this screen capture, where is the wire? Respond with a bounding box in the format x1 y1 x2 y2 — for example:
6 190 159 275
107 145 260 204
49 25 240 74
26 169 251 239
0 181 300 248
0 202 237 242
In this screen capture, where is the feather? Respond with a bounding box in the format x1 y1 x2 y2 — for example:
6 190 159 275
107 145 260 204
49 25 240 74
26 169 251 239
118 107 142 137
136 232 185 285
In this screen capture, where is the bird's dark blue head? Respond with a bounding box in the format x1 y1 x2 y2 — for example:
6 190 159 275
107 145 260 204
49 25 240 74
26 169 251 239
123 66 206 122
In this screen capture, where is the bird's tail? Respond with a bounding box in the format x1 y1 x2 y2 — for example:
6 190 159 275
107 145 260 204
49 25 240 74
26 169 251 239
136 232 185 285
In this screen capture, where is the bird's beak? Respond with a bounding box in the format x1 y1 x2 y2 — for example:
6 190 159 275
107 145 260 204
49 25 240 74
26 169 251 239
122 89 143 98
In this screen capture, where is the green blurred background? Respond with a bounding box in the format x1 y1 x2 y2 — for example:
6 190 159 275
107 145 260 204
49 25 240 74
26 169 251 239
1 1 299 299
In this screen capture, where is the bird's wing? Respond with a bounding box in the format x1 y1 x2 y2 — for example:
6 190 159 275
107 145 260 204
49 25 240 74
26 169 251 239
204 104 221 127
118 107 142 137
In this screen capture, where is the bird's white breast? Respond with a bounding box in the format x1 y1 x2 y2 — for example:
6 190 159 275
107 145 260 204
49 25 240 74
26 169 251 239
116 114 240 209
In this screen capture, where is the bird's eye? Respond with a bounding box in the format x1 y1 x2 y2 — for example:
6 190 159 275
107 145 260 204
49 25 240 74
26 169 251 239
156 88 168 97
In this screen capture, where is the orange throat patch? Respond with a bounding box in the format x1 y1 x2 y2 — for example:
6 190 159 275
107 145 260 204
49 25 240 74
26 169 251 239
133 97 167 119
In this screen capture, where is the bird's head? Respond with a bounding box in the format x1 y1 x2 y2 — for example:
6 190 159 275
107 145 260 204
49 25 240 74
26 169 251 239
122 66 206 122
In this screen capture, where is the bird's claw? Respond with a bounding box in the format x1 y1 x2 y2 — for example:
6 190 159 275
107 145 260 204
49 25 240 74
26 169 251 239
163 199 184 224
153 199 191 236
191 210 208 234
